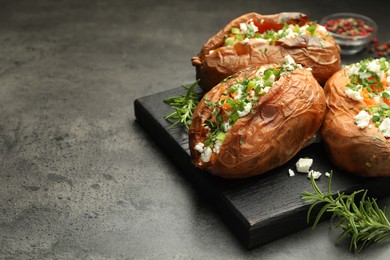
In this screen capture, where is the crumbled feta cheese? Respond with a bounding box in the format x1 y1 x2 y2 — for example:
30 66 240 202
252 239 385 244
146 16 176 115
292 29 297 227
354 110 372 129
377 70 385 79
282 55 300 71
238 20 258 37
200 147 212 162
367 59 381 74
284 55 296 65
262 86 271 94
222 122 231 132
347 64 360 77
213 140 222 154
345 88 363 101
195 142 205 153
281 27 296 39
240 23 248 33
234 86 242 100
307 170 322 180
237 102 252 117
195 142 213 162
288 169 295 177
379 118 390 138
247 20 258 33
296 158 313 173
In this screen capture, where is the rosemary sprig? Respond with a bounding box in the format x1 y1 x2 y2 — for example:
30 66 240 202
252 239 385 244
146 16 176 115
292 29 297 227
163 80 201 129
301 172 390 253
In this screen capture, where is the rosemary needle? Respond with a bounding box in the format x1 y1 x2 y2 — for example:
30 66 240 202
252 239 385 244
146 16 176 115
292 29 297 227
163 81 201 129
301 172 390 253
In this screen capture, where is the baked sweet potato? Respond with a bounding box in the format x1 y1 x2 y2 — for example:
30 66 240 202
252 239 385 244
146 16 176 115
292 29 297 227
321 58 390 177
189 56 326 178
192 12 341 92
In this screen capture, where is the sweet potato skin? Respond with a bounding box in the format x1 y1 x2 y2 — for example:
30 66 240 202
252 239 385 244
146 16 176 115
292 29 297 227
320 69 390 177
189 65 326 178
191 12 341 92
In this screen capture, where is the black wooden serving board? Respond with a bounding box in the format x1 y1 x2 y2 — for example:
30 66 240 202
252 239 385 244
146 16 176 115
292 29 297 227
134 86 390 249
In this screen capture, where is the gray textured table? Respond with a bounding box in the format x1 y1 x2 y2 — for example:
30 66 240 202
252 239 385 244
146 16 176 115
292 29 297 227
1 0 390 259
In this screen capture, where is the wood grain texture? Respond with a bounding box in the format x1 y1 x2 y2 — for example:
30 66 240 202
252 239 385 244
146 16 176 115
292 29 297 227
134 86 390 249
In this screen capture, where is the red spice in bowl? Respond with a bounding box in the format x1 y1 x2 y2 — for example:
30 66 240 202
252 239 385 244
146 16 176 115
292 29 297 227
323 17 374 37
320 13 377 55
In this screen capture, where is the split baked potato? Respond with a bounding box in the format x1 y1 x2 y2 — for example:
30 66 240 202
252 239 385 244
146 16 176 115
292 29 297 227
192 12 341 92
189 56 326 178
321 58 390 177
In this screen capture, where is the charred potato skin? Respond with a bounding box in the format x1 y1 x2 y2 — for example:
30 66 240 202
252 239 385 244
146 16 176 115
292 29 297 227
191 12 341 92
321 69 390 177
189 66 326 179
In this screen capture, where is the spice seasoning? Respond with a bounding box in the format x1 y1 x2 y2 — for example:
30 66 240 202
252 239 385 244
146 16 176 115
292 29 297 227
323 17 374 36
369 38 390 57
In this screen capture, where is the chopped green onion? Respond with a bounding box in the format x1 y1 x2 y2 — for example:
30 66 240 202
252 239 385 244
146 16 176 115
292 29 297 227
224 37 235 46
231 27 240 34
